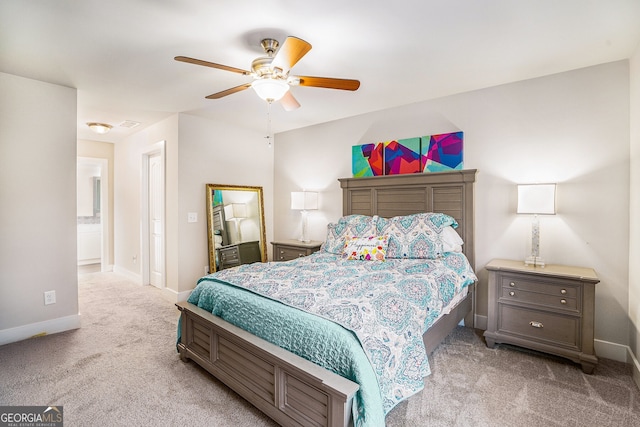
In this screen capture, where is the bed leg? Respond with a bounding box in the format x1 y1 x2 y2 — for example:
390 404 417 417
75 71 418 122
176 303 190 362
177 343 189 362
464 283 476 328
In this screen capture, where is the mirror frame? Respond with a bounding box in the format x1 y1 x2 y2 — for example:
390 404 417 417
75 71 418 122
205 183 267 272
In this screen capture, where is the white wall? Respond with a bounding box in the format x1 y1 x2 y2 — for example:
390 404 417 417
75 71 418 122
274 61 630 350
629 42 640 379
114 115 179 291
0 73 79 343
114 113 273 297
176 114 273 294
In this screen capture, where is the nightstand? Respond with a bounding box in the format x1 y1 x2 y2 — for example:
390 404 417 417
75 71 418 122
483 258 599 373
271 240 322 261
217 241 261 270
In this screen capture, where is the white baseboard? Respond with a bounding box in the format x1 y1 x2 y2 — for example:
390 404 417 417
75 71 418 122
594 338 629 363
112 265 142 284
474 314 488 331
632 352 640 390
111 265 191 304
0 314 81 346
160 287 192 303
622 345 640 390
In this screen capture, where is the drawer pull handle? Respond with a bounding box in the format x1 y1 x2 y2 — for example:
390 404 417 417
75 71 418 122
529 321 544 328
561 289 567 295
560 299 567 305
509 282 516 287
509 291 515 297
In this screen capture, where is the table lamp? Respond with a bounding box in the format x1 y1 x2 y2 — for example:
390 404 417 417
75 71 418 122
517 183 556 267
224 203 247 242
291 191 318 242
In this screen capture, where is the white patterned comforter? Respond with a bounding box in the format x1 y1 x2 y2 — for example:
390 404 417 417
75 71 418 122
213 251 476 413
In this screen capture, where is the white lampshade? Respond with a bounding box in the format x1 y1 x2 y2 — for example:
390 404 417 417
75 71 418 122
224 203 247 220
517 184 556 215
291 191 318 211
251 78 289 102
87 122 112 134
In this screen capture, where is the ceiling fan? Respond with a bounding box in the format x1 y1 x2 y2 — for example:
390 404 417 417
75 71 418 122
175 36 360 111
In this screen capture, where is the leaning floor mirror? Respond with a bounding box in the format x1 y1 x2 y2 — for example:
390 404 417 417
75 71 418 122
206 184 267 272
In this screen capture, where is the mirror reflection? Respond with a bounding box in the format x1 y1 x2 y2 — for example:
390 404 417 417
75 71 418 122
206 184 267 272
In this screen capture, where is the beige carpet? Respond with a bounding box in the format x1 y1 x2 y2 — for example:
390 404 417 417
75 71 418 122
1 271 639 427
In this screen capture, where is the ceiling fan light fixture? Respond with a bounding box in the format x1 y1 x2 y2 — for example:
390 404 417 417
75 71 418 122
251 78 289 102
87 122 113 134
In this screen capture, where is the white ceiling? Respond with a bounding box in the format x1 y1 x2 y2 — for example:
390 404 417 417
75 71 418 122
1 1 639 144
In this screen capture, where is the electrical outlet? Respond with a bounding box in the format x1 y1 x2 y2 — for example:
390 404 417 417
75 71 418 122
44 290 56 305
188 212 198 223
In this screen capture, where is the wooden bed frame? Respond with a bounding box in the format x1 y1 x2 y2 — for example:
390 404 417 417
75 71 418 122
176 169 477 427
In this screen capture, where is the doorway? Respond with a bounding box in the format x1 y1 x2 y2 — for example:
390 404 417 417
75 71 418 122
77 157 109 273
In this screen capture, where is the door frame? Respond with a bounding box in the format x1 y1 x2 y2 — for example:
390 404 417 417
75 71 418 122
141 141 166 288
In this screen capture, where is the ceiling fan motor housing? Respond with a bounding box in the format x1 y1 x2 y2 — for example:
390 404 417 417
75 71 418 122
252 39 285 78
251 57 283 78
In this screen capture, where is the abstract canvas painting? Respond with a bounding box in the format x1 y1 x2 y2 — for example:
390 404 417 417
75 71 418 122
421 131 464 172
352 143 384 177
384 137 421 175
352 131 463 177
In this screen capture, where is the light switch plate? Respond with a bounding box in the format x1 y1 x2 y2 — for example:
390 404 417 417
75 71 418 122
187 212 197 223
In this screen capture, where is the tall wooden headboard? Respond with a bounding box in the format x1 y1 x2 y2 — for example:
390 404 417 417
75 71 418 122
339 169 477 269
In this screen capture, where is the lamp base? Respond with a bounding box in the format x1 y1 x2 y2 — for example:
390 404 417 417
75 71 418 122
524 256 546 268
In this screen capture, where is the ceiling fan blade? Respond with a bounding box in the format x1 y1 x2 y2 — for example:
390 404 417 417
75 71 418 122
175 56 250 75
205 83 252 99
280 91 301 111
296 76 360 91
271 37 312 73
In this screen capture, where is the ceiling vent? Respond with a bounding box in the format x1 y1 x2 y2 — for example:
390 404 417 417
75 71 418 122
119 120 141 129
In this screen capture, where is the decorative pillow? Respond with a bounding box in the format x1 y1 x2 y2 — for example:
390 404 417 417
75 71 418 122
376 213 458 259
321 215 379 254
342 235 388 261
442 225 464 253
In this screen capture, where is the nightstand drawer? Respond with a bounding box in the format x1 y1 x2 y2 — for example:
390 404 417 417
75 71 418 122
276 247 308 261
501 275 578 298
500 287 578 312
219 248 239 263
271 240 322 262
499 305 579 349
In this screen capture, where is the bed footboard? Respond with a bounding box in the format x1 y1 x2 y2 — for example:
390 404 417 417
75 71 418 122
176 301 359 427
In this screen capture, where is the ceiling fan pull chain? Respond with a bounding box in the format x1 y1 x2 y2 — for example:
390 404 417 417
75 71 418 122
265 101 273 148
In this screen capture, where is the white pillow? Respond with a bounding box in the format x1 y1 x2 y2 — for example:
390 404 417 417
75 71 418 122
442 226 463 253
